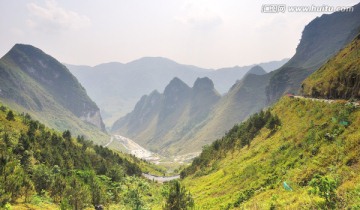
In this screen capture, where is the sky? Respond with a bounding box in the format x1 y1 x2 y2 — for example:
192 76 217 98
0 0 359 69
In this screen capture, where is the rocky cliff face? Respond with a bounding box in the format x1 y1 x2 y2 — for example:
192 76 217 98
79 110 106 131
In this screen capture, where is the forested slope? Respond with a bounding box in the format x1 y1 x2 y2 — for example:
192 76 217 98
0 103 169 209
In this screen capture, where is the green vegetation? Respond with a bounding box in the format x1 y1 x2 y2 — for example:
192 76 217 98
181 97 360 209
0 103 166 209
302 33 360 99
163 180 194 210
181 110 280 178
309 174 338 208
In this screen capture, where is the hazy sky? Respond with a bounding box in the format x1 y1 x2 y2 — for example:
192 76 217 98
0 0 359 68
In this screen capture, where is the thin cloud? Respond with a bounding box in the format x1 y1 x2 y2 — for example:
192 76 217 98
27 0 91 32
175 2 223 31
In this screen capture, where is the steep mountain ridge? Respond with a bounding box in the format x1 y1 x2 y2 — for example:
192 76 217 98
0 44 107 142
112 77 221 155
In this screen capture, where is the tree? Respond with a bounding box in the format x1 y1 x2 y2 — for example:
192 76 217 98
32 164 54 194
22 175 35 202
125 178 149 210
6 111 14 121
164 180 194 210
51 166 67 203
62 130 72 141
0 105 6 112
3 160 26 202
65 175 91 210
266 115 281 130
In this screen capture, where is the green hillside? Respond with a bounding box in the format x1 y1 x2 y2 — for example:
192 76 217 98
0 44 108 144
302 33 360 99
0 103 175 209
181 97 360 209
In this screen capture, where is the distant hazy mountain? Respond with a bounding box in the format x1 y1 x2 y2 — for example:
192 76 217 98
244 65 267 76
266 3 360 103
67 57 208 126
111 77 221 155
67 58 288 126
0 44 108 143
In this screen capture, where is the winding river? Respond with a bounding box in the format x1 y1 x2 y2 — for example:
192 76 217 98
142 173 180 183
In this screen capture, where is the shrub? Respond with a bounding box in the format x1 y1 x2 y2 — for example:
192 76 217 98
309 175 337 208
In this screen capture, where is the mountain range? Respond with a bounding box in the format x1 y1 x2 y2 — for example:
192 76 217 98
111 66 269 155
111 2 360 156
0 44 108 144
67 58 288 126
112 76 221 155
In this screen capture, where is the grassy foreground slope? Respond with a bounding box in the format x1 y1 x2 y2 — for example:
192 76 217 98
182 97 360 209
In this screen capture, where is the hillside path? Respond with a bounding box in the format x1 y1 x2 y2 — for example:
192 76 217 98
291 95 359 106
